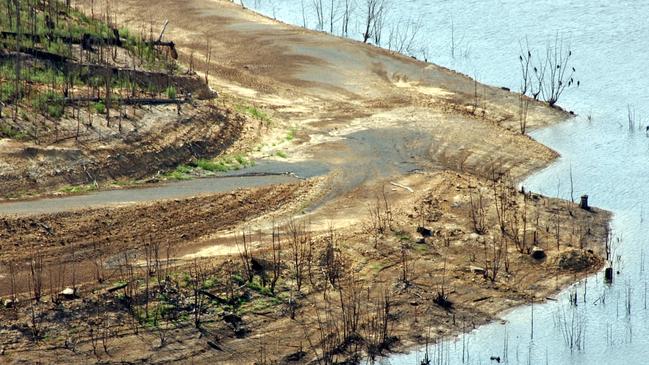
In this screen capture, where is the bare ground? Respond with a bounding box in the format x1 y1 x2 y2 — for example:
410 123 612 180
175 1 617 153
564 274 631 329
0 1 610 364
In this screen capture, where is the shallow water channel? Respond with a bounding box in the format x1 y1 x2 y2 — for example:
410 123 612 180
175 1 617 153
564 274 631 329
247 1 649 363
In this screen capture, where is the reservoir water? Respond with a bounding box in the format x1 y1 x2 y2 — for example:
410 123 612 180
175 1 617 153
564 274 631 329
246 1 649 363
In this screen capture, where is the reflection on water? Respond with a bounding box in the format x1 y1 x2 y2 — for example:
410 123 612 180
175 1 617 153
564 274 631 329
248 1 649 363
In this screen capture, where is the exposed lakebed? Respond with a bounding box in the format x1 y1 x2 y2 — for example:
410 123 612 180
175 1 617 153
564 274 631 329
248 1 649 363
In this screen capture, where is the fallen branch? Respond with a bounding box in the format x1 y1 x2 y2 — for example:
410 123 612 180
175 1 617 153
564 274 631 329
390 182 414 193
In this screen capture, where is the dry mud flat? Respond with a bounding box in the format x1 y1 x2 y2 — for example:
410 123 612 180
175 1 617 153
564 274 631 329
0 0 610 364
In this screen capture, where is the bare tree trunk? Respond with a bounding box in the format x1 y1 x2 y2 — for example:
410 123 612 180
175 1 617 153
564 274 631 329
12 0 21 122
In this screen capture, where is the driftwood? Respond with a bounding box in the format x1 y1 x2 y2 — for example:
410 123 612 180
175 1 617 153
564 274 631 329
390 181 414 193
145 40 178 59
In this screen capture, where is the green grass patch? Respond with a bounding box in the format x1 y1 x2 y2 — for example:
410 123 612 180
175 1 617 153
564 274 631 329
93 101 106 114
395 230 413 242
194 154 254 173
166 86 177 100
236 104 270 122
369 262 385 272
59 183 97 194
163 164 192 180
286 126 297 141
31 91 65 119
414 243 429 253
275 150 288 159
111 179 137 187
0 124 26 140
247 279 273 296
240 296 282 314
0 82 17 103
232 273 246 286
202 277 219 290
195 158 230 172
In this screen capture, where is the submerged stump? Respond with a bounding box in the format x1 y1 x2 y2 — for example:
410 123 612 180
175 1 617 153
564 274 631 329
605 267 614 283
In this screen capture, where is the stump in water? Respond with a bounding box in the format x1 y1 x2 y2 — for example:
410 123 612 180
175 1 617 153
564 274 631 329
605 267 614 283
580 195 590 210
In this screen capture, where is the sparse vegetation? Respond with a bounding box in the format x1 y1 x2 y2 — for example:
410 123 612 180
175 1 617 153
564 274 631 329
164 155 253 180
275 150 288 158
236 104 270 122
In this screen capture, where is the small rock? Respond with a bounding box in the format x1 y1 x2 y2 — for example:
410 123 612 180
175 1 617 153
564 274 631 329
59 287 76 299
470 266 486 275
3 299 14 308
417 226 433 237
530 246 546 260
282 350 307 363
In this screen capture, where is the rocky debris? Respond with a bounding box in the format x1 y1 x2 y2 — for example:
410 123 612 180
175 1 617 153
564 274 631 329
3 299 15 308
433 291 453 310
107 281 129 293
530 246 546 260
557 249 601 271
280 350 307 364
207 340 222 351
417 226 432 237
59 287 77 300
469 266 486 275
222 312 248 338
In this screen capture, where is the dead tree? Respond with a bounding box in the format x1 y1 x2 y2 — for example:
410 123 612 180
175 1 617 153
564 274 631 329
341 0 354 36
487 235 504 282
469 186 487 234
518 93 530 134
237 230 254 283
190 259 207 329
363 288 391 358
312 0 324 31
12 0 22 122
524 35 578 106
204 39 212 85
286 220 309 292
29 255 44 302
270 225 282 294
362 0 387 44
337 271 362 344
540 36 578 106
518 39 533 96
400 242 412 286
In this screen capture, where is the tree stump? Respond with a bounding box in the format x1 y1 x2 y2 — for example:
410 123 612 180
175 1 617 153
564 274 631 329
605 267 613 283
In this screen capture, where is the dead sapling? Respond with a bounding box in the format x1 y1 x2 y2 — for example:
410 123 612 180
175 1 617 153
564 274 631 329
469 185 487 235
269 225 283 294
237 230 254 283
